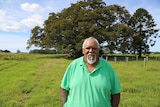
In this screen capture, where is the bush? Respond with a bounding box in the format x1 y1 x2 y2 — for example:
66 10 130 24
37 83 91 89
29 49 56 54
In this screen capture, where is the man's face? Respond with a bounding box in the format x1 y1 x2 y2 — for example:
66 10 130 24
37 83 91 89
82 39 99 64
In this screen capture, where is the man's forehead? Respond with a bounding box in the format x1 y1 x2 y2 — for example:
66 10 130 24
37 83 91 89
85 40 98 47
86 39 96 43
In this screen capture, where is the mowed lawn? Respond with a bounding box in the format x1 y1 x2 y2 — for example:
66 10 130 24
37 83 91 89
0 54 159 107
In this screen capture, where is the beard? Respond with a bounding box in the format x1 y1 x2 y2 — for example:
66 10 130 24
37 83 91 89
86 53 97 64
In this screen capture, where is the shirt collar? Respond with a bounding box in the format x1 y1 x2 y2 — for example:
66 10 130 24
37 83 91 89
80 56 102 70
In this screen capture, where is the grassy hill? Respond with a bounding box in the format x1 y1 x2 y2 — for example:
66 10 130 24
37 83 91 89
0 53 159 107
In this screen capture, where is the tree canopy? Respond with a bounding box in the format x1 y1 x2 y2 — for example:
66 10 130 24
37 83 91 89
129 8 159 57
27 1 159 58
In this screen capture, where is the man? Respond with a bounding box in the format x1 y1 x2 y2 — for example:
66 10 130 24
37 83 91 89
60 37 121 107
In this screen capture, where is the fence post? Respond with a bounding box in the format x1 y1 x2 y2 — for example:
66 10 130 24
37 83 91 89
106 56 108 61
143 58 146 67
146 56 148 61
114 57 117 63
136 56 138 61
125 57 129 65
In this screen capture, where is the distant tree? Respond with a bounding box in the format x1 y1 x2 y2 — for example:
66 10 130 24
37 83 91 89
103 5 132 54
79 0 102 2
27 26 45 49
110 24 134 54
0 49 11 53
129 8 159 57
29 49 56 54
17 50 21 53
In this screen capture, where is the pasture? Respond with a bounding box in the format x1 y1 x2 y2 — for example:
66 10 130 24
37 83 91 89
0 53 159 107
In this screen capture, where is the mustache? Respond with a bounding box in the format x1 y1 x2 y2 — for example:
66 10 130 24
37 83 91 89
87 53 96 56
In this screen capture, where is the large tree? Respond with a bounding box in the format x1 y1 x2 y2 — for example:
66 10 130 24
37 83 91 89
27 1 131 57
102 5 132 54
129 8 159 57
27 1 159 58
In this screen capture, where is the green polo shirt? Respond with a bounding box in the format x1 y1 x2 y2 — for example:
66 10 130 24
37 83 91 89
61 56 121 107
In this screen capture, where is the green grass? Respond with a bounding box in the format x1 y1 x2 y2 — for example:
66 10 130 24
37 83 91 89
110 60 160 107
0 53 159 107
0 54 71 107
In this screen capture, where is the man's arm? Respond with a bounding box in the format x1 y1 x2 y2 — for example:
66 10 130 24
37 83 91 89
111 93 120 107
60 88 69 107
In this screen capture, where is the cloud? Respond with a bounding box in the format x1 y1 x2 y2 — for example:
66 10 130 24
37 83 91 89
21 2 44 13
0 9 24 32
0 9 6 18
21 14 43 28
0 9 11 23
0 23 24 32
0 7 44 32
20 3 46 28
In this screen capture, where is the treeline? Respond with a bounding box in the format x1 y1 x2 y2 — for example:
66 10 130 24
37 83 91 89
29 49 56 54
0 49 11 53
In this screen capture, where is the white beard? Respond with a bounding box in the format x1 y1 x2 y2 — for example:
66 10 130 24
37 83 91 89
86 53 97 64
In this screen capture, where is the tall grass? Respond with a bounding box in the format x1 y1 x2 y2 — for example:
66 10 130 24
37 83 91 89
0 53 159 107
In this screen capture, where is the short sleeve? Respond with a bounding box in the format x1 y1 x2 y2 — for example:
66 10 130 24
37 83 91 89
110 66 121 94
60 64 72 91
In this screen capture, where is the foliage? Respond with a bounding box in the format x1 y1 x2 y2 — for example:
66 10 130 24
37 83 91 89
29 49 56 54
27 1 159 58
129 8 159 57
0 49 11 53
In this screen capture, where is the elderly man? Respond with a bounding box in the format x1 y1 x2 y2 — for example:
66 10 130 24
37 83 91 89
60 37 121 107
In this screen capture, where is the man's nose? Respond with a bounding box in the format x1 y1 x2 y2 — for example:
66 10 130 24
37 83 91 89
88 48 94 52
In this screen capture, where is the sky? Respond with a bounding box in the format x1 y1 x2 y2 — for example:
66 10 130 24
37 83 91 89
0 0 160 53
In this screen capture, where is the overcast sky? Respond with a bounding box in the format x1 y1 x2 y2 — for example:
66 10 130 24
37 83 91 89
0 0 160 52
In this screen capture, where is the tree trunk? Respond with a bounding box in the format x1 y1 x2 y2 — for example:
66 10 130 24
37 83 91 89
138 44 142 58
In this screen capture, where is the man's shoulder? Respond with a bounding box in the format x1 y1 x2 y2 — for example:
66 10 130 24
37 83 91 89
71 56 84 65
99 57 112 67
99 57 108 63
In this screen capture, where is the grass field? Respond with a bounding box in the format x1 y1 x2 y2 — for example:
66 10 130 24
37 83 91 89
0 53 159 107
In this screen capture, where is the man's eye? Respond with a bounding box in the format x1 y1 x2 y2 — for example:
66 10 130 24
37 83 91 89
92 48 97 50
86 48 97 50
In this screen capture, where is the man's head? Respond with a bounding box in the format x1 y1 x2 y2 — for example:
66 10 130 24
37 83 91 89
82 37 100 65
